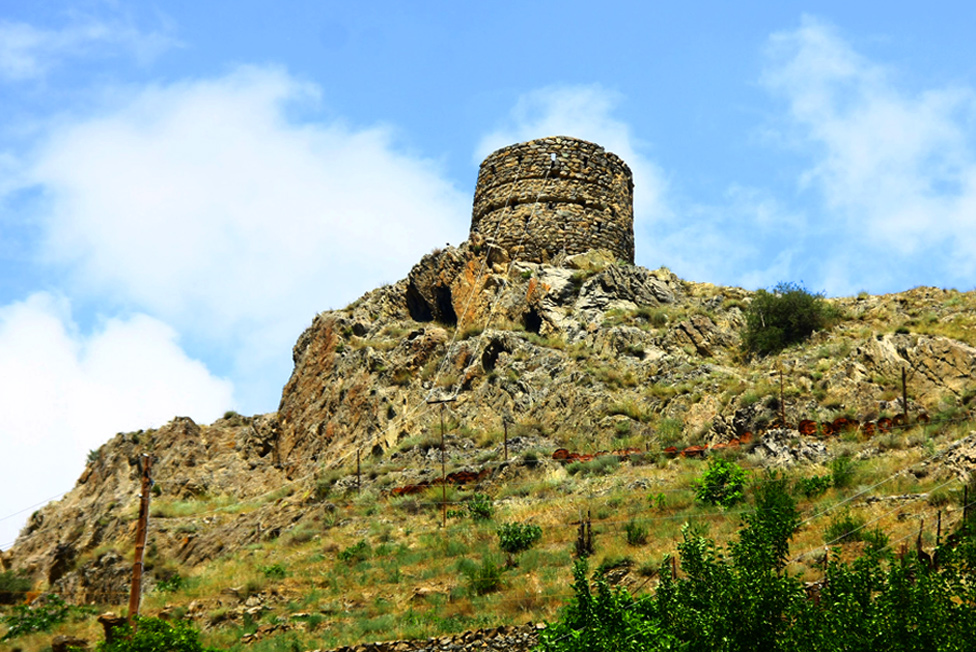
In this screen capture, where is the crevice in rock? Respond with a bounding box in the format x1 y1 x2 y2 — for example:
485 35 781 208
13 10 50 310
406 284 433 322
482 338 509 372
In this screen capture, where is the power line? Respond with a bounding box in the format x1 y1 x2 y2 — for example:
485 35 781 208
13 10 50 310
0 490 72 523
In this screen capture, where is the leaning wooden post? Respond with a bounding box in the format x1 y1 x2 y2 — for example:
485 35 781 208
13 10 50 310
128 454 153 628
779 367 786 426
965 485 970 523
902 367 909 425
441 406 446 528
426 395 456 528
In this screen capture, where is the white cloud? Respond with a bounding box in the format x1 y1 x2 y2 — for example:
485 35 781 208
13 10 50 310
19 65 469 412
762 16 976 293
476 85 671 229
654 184 807 289
0 17 177 81
0 292 233 549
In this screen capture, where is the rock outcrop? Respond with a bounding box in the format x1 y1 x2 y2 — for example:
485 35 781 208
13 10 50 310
5 249 976 643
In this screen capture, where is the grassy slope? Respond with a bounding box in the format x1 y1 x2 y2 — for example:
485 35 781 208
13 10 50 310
7 417 974 651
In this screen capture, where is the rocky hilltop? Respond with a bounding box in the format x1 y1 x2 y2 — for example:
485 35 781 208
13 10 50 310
3 136 976 650
5 241 976 599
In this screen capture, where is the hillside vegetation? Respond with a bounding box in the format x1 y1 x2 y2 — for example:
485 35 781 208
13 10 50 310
3 246 976 651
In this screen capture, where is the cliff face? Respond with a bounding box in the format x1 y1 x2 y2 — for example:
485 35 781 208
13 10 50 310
5 244 976 607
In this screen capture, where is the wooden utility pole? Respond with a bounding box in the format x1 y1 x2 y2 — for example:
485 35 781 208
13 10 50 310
902 367 909 425
503 418 509 462
427 396 457 528
356 449 361 495
779 367 786 426
128 454 153 627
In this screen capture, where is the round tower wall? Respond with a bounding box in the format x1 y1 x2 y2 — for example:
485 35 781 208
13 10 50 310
471 137 635 264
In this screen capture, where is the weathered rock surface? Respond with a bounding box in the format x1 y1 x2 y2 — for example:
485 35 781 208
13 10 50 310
6 250 976 636
753 429 830 467
323 623 542 652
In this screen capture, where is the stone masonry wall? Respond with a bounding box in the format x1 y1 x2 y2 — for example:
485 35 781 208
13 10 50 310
471 136 634 264
324 623 542 652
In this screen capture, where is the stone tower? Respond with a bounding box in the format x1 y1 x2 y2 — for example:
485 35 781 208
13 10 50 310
470 136 634 264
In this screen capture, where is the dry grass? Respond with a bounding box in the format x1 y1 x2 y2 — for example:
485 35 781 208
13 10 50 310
7 413 976 652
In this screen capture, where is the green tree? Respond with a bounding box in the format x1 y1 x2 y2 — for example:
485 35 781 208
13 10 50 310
541 477 976 652
536 560 679 652
743 282 837 356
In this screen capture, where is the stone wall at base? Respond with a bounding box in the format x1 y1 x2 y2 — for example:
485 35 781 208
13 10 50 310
471 136 634 265
323 623 543 652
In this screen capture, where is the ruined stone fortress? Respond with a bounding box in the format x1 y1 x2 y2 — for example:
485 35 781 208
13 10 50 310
470 136 635 264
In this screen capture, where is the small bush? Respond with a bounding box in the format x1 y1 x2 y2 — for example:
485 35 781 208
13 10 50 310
657 418 683 446
635 306 669 327
566 455 619 477
154 570 185 593
259 563 288 580
695 459 747 508
286 525 317 545
337 540 371 563
466 494 494 521
743 282 839 356
2 595 85 641
861 527 889 551
795 474 832 498
624 519 648 546
928 490 952 508
498 522 543 554
96 616 218 652
0 570 31 605
314 469 346 501
830 455 858 489
824 512 865 544
463 557 503 595
596 555 633 575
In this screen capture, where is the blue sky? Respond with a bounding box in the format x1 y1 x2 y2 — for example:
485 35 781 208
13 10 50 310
3 2 976 547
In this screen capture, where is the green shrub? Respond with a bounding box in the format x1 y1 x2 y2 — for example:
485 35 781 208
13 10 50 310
1 595 89 641
861 526 890 551
96 617 217 652
824 512 865 544
928 490 952 508
154 570 184 593
258 563 288 580
597 555 634 575
743 282 838 356
695 458 747 508
337 540 371 563
0 570 31 605
538 484 976 652
466 494 494 521
567 456 619 477
829 454 858 489
498 522 543 554
463 557 503 595
657 418 683 446
795 474 832 498
624 519 648 546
